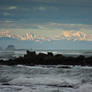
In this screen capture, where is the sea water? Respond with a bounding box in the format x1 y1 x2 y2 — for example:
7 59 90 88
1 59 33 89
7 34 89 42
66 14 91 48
0 50 92 60
0 50 92 92
0 65 92 92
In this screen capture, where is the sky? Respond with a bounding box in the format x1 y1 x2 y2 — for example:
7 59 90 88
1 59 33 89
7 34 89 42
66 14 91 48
0 0 92 42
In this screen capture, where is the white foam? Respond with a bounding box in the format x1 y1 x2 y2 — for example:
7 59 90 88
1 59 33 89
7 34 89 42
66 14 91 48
1 65 92 92
19 87 31 92
76 84 92 92
9 75 79 88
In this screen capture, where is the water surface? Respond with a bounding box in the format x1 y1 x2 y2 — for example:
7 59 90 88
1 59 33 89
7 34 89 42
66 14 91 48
0 65 92 92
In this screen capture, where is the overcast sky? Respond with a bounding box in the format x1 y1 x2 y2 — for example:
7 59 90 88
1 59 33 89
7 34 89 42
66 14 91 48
0 0 92 41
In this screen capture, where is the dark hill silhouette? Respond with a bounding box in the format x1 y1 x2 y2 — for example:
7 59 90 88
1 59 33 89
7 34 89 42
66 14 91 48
6 45 16 50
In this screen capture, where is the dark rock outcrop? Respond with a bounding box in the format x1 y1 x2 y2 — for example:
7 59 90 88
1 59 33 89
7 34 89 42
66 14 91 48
0 51 92 66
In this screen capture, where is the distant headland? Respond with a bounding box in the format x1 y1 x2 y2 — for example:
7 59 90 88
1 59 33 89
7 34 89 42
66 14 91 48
0 45 16 51
0 50 92 66
5 45 16 50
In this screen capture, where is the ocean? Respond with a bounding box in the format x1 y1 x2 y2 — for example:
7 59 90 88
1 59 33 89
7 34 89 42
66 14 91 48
1 50 92 60
0 50 92 92
0 65 92 92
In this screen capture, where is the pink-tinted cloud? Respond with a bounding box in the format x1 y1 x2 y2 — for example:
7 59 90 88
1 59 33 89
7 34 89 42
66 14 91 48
62 31 87 41
0 30 13 38
0 30 92 42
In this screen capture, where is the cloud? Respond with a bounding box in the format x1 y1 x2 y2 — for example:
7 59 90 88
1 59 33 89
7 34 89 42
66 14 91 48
8 6 17 10
16 0 92 5
61 31 87 41
0 22 92 42
33 6 46 11
36 23 92 31
19 32 38 40
0 30 13 38
86 34 92 41
3 12 11 16
0 22 92 41
38 7 46 11
5 21 14 23
0 30 88 41
48 23 92 29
